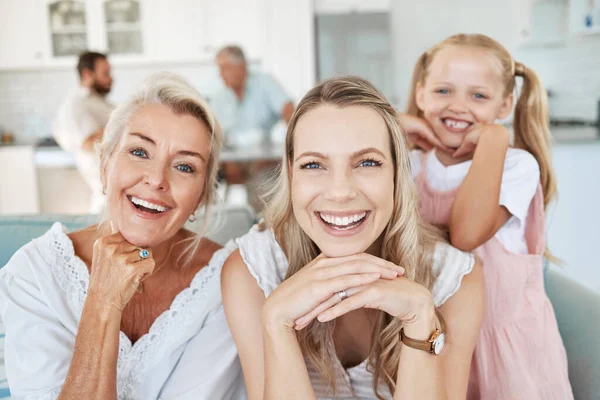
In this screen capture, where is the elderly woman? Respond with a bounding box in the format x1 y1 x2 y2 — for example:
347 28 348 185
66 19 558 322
0 73 245 400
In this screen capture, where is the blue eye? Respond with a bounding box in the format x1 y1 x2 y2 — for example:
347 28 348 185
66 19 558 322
300 161 321 169
474 93 487 99
176 164 194 173
436 89 449 95
130 148 147 158
359 158 381 168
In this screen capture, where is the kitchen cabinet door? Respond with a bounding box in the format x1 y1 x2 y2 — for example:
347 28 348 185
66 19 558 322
0 0 48 69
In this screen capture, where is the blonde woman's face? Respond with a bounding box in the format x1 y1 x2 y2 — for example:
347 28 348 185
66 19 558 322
103 104 210 247
416 46 513 149
291 104 395 257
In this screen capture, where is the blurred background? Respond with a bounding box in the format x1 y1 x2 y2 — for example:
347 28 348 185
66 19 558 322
0 0 598 292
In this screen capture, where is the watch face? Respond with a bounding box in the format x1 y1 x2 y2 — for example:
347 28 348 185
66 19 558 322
433 332 446 355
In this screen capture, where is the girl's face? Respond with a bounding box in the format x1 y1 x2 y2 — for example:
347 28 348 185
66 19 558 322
416 46 514 150
290 104 395 257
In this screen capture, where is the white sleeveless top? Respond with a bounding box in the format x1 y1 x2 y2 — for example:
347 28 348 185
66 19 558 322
235 226 475 399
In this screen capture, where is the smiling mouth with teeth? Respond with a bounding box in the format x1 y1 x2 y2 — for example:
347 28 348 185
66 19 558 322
128 195 169 214
317 211 368 230
442 118 472 130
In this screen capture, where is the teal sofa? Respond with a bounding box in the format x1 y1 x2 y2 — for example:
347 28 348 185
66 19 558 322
0 209 598 399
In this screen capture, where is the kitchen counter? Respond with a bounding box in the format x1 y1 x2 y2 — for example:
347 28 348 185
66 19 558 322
548 126 600 143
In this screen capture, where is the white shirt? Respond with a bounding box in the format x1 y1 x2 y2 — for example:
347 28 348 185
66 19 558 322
409 149 541 255
0 223 246 400
234 226 475 399
53 87 114 213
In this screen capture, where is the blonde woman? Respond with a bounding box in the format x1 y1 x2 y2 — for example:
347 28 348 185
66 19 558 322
0 73 245 400
222 76 484 399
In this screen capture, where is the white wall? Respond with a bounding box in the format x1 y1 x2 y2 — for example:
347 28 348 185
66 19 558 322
514 35 600 121
0 62 224 140
390 0 523 110
261 0 315 102
547 142 600 293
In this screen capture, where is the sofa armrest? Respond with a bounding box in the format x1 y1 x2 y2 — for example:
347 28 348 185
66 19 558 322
544 268 600 400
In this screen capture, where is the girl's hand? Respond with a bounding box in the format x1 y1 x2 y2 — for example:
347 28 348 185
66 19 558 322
453 124 510 158
397 113 451 152
294 275 435 335
262 253 405 330
452 128 484 158
87 231 156 313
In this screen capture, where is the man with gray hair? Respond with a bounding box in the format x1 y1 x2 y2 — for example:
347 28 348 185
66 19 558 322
211 45 294 211
212 45 294 139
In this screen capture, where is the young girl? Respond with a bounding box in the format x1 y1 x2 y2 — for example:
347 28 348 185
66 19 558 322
222 76 485 399
399 33 573 399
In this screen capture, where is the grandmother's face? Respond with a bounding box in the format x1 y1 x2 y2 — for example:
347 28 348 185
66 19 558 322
103 104 211 247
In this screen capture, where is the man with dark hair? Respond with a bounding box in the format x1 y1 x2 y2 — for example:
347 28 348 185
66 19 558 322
53 51 114 213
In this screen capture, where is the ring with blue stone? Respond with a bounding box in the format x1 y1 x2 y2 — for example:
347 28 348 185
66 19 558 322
139 249 149 259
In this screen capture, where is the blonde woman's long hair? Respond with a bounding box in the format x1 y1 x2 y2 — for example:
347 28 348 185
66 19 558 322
406 33 557 210
262 76 446 398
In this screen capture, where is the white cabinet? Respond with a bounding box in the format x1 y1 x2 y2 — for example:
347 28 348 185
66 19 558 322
0 0 47 69
569 0 600 35
517 0 568 48
202 0 265 60
0 0 268 69
0 0 149 69
143 0 206 61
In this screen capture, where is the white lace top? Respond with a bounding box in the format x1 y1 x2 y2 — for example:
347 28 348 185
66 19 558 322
235 226 475 399
0 223 246 400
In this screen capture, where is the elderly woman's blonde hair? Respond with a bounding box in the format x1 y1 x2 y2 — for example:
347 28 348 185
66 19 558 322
97 71 224 266
261 76 446 398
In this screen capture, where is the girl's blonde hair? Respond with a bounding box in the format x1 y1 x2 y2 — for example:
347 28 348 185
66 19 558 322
262 76 445 398
98 72 224 266
406 33 557 210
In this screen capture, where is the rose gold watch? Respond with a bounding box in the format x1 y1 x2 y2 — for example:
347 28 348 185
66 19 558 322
400 328 446 355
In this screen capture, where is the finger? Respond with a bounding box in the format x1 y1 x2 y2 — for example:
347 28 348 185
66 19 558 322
110 221 117 234
294 294 339 329
317 289 379 322
316 262 398 281
98 231 128 245
453 143 472 158
415 138 433 151
124 258 156 285
134 257 156 275
428 136 454 153
316 253 404 275
423 133 444 149
117 247 154 264
294 286 363 329
312 273 380 307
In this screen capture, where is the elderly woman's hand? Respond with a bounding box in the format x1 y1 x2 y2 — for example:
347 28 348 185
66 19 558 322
87 231 156 312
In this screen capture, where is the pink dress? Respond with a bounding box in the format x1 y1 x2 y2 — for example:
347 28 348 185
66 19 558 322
414 152 573 400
